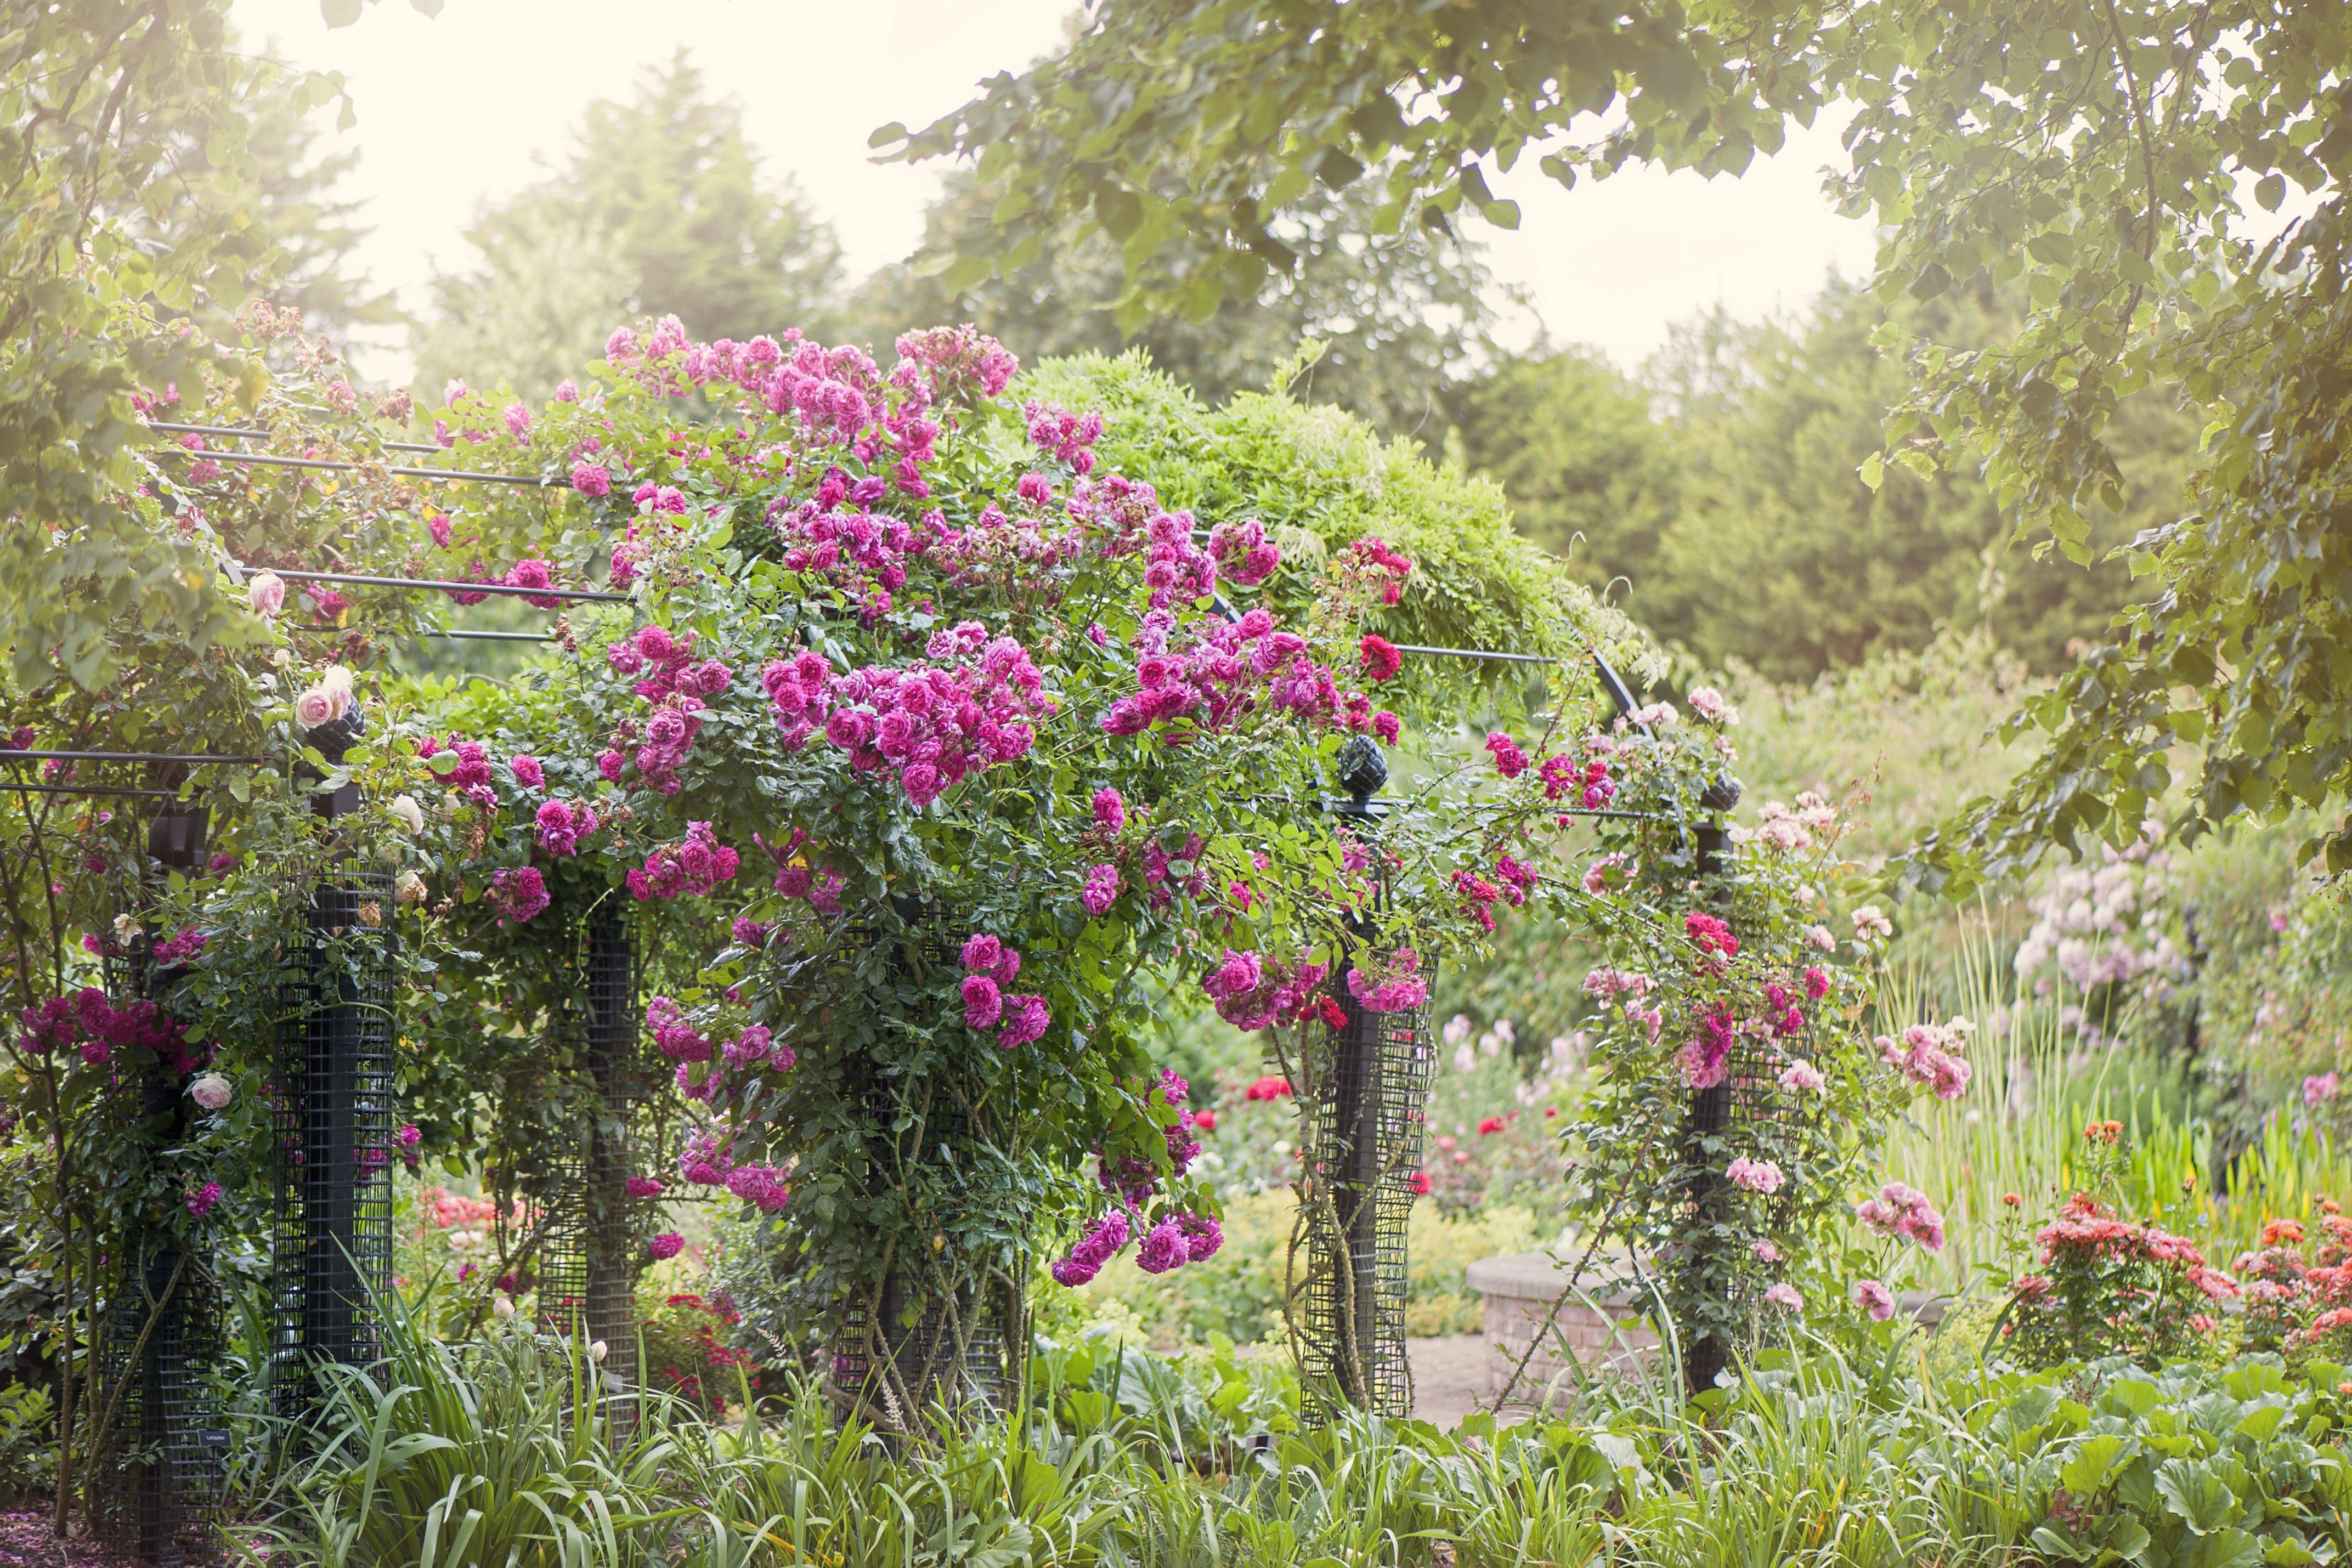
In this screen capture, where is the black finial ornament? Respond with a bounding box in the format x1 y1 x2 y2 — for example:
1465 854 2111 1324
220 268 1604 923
1700 771 1743 814
303 703 367 763
1336 735 1388 814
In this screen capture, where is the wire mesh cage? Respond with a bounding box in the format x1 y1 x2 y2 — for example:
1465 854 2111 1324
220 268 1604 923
269 867 398 1407
91 822 230 1565
819 918 1025 1432
828 1260 1020 1430
1298 978 1434 1424
1671 805 1800 1392
535 899 644 1433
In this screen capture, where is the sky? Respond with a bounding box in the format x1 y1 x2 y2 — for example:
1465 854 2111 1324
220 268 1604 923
231 0 1883 382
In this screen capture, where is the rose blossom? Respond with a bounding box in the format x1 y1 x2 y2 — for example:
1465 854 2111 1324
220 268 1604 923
187 1072 233 1111
1726 1156 1785 1195
248 571 285 618
648 1232 685 1261
1852 1278 1896 1321
1762 1282 1803 1311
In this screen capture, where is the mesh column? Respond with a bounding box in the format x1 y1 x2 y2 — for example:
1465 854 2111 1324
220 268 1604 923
1299 736 1433 1423
95 789 224 1564
272 709 395 1405
1677 778 1749 1395
583 901 641 1430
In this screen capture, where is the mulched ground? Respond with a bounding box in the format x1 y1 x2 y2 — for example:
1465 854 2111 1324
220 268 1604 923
0 1510 152 1568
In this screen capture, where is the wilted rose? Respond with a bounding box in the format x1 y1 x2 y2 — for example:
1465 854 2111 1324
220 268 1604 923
388 795 425 835
393 870 427 906
249 571 285 618
187 1072 234 1112
357 900 383 928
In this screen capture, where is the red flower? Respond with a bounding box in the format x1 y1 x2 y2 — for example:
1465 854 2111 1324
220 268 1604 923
1358 634 1402 682
1410 1171 1432 1195
1477 1116 1506 1135
1192 1109 1217 1133
1313 996 1349 1031
1245 1074 1294 1101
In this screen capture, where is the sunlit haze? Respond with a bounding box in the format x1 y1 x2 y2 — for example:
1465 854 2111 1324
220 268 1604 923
231 0 1882 381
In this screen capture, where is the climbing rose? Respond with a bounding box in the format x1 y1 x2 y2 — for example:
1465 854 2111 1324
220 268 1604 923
510 754 544 788
1726 1156 1784 1195
1853 1278 1896 1321
1763 1282 1803 1311
188 1072 233 1111
186 1181 223 1219
571 461 612 497
248 571 285 618
1358 635 1401 682
1484 731 1527 778
1092 785 1126 834
1081 863 1120 916
625 1176 664 1199
648 1232 685 1261
1135 1216 1189 1275
960 974 1003 1029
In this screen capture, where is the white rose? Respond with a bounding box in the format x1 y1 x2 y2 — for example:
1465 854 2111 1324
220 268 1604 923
389 795 425 835
112 914 142 942
187 1072 234 1112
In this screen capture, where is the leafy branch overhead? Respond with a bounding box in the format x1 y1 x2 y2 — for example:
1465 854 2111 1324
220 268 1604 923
891 0 2352 886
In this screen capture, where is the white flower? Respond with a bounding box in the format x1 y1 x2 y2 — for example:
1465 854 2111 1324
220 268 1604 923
1851 904 1893 940
1478 1031 1501 1058
113 913 142 942
1442 1014 1472 1045
590 1340 609 1362
187 1072 234 1111
492 1297 516 1318
394 869 428 907
388 794 425 835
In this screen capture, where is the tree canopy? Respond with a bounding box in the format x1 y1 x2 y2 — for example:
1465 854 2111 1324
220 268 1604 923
412 53 844 399
864 169 1501 440
885 0 2352 884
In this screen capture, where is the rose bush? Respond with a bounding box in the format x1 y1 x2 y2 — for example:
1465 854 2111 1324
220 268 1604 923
383 315 1656 1414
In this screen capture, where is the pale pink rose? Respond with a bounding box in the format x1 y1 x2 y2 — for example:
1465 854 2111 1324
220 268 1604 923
187 1072 233 1111
1762 1282 1803 1311
248 571 285 618
1852 1278 1896 1321
294 686 340 729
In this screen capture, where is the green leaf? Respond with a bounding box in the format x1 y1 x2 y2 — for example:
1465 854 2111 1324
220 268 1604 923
1858 451 1885 490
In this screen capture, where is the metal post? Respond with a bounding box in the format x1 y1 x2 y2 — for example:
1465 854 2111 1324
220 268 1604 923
275 708 395 1402
1678 773 1743 1395
104 785 216 1563
582 901 641 1433
1301 736 1433 1421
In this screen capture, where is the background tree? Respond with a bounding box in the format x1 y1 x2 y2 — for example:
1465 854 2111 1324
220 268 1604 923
886 0 2352 881
412 52 843 399
1440 343 1681 608
860 170 1501 439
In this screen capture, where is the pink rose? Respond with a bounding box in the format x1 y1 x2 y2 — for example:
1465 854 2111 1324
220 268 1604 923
249 571 285 618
